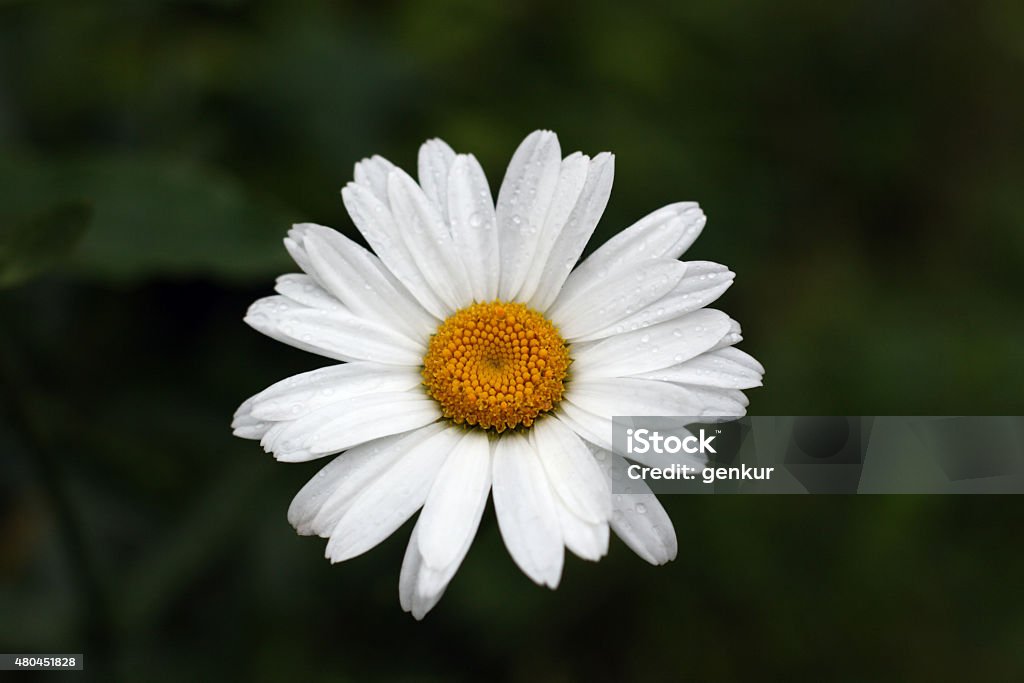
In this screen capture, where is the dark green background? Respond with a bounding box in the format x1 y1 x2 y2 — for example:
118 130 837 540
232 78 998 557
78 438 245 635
2 1 1022 680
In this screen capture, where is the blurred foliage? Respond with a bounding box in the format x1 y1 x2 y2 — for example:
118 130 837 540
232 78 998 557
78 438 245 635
0 199 91 287
1 0 1023 681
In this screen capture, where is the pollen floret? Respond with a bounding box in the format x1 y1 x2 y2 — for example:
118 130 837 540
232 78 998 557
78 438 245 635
422 301 571 432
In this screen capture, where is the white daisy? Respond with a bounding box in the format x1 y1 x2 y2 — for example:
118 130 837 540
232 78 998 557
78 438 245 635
233 130 763 619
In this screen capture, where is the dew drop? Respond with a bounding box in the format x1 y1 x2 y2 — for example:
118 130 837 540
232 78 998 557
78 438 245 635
636 503 647 514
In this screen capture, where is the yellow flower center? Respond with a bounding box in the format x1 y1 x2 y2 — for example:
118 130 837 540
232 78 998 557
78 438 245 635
422 301 571 432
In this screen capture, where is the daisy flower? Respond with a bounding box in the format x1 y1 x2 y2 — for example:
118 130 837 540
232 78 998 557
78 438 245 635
233 130 763 619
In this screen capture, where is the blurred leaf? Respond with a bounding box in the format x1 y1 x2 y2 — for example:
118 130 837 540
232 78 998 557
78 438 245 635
0 200 91 288
0 155 296 284
64 156 296 283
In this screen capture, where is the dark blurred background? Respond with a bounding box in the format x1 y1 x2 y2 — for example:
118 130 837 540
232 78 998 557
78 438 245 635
1 1 1023 680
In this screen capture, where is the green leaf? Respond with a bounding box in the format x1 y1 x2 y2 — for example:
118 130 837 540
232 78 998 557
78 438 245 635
64 157 297 283
0 155 298 284
0 200 92 288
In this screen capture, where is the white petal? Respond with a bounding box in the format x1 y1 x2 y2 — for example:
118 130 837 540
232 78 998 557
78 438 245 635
342 182 450 318
556 501 609 562
387 169 473 310
549 435 610 560
283 224 317 275
244 295 424 365
231 397 269 439
447 154 500 301
416 430 492 570
570 309 731 378
604 452 677 565
353 155 396 206
530 152 615 312
324 424 459 562
531 417 611 524
565 377 706 419
274 273 345 311
568 262 734 342
399 517 479 620
417 138 456 222
246 362 422 421
496 130 562 300
515 152 590 303
711 318 744 351
307 392 440 456
398 523 427 615
288 429 431 537
671 384 749 416
299 224 437 340
555 401 613 451
634 346 764 389
286 224 419 323
264 391 440 461
492 432 564 588
559 202 704 303
548 259 687 341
